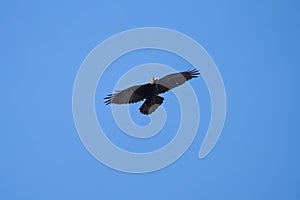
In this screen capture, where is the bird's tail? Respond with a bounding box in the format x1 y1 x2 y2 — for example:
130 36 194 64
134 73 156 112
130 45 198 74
139 96 164 115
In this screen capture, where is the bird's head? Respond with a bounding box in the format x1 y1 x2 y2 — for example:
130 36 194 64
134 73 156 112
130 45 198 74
149 77 158 84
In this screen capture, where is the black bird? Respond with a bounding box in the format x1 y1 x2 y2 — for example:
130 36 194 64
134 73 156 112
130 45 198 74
104 69 200 115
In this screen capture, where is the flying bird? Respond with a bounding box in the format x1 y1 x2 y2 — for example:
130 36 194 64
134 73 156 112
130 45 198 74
104 68 200 115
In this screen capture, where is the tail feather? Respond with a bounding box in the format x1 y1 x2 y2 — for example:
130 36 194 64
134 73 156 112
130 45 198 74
139 96 164 115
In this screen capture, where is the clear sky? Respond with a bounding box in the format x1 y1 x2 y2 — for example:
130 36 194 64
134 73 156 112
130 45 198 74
1 0 300 199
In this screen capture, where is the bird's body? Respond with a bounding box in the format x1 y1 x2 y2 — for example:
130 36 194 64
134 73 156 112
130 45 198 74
104 69 200 115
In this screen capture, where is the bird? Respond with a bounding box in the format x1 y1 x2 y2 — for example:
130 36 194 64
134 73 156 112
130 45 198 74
104 68 200 115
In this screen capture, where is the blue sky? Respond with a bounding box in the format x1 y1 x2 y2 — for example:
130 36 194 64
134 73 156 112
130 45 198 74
1 0 300 199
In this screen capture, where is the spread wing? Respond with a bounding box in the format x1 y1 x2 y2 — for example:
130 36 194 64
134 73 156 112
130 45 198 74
157 68 200 94
104 84 151 105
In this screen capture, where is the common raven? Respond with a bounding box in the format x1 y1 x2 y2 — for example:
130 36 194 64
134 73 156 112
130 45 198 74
104 69 200 115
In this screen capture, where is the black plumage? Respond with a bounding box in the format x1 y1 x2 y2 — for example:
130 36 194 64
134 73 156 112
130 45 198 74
104 69 200 115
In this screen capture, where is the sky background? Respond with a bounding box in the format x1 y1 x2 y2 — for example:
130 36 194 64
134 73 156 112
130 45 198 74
1 0 300 199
